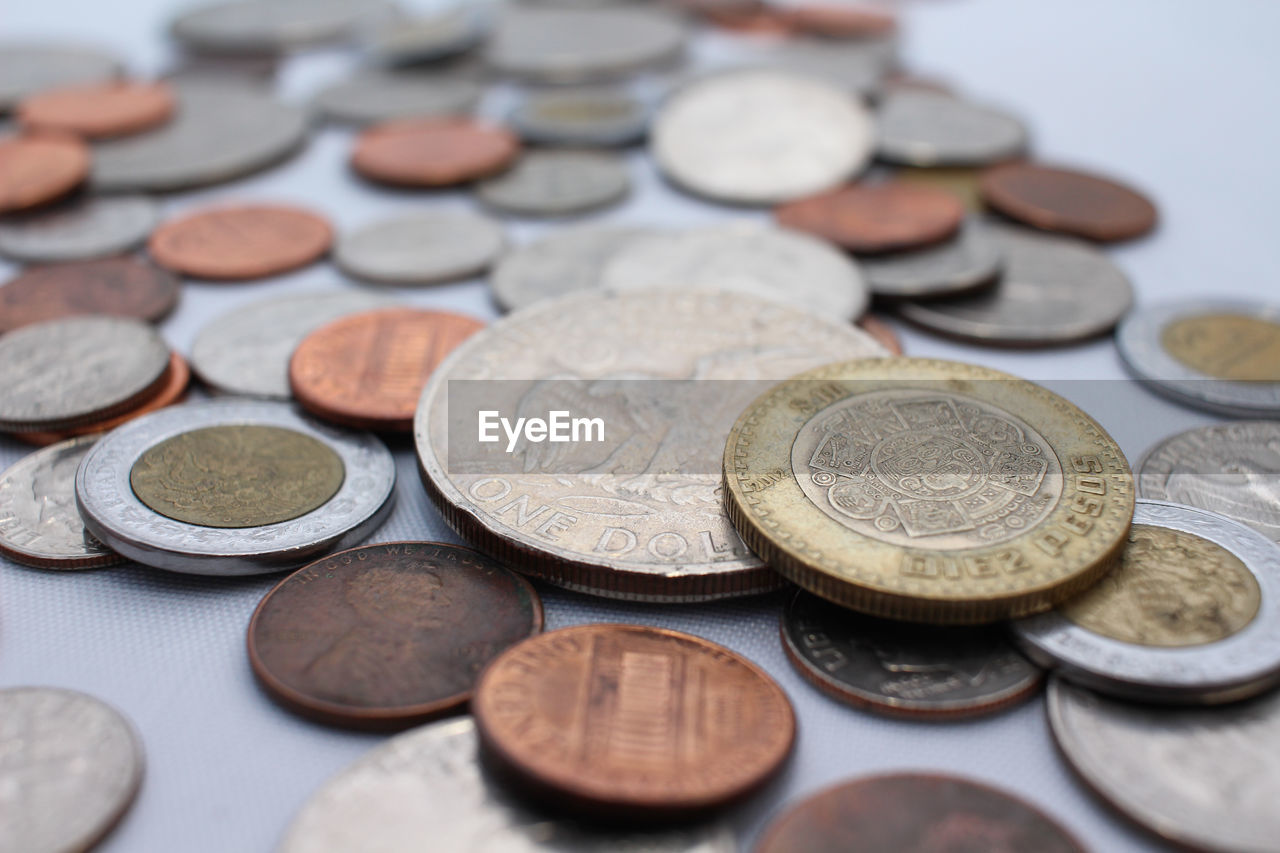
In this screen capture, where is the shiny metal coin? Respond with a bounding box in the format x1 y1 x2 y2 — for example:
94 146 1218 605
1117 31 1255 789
335 210 505 284
314 68 482 125
190 291 391 399
1048 677 1280 853
278 717 735 853
857 216 1001 299
653 69 874 205
489 224 658 311
0 43 121 110
601 223 869 320
896 222 1132 345
0 687 143 853
76 400 395 575
1015 500 1280 704
1116 298 1280 417
171 0 393 54
1138 421 1280 543
0 194 158 264
744 35 896 99
510 87 648 147
475 150 630 217
363 7 488 66
876 90 1028 167
91 84 308 192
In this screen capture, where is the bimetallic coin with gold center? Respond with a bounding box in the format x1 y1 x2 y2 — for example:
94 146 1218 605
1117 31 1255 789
723 358 1134 624
1160 313 1280 381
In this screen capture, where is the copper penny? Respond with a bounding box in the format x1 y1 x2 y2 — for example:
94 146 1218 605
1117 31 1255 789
148 204 333 280
290 307 484 432
0 256 179 334
351 118 520 188
980 162 1158 242
472 623 795 819
776 181 966 254
18 81 175 139
248 541 543 731
786 4 897 39
755 773 1085 853
0 134 90 214
856 314 903 354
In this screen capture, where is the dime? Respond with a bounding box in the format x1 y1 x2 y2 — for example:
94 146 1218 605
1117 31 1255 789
896 222 1133 346
0 436 122 569
18 80 175 139
0 43 121 111
856 314 903 354
335 210 504 285
0 194 159 264
291 308 484 432
786 4 897 39
981 162 1157 242
510 88 648 147
0 687 143 853
858 216 1002 298
472 624 794 818
1116 298 1280 416
1138 421 1280 542
489 224 657 311
1014 500 1280 704
314 69 482 126
148 204 332 280
775 180 965 254
0 316 171 433
75 400 395 575
363 7 488 66
190 291 390 399
170 0 393 54
876 90 1028 167
755 773 1083 853
600 223 869 320
351 118 520 187
654 69 874 205
781 590 1041 718
0 133 90 214
278 717 736 853
475 150 630 217
0 256 178 333
415 290 886 601
485 7 686 82
1048 677 1280 853
249 541 543 729
723 357 1134 624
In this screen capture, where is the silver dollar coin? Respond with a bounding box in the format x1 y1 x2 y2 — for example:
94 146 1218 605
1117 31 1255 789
653 69 874 205
510 87 648 147
876 90 1029 167
475 150 630 217
278 717 735 853
896 222 1133 345
1014 500 1280 704
0 43 121 110
170 0 393 54
859 216 1002 299
601 223 869 320
1138 422 1280 543
1116 298 1280 417
335 211 505 284
76 400 396 575
0 316 170 433
363 6 489 66
0 436 121 570
489 224 658 312
0 194 158 264
0 687 143 853
1049 677 1280 853
314 68 482 125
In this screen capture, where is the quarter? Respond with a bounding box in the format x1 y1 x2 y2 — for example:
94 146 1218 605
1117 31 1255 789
858 216 1002 299
875 90 1028 167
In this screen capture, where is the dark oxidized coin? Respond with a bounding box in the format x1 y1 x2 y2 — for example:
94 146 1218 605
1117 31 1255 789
0 256 179 334
980 162 1157 243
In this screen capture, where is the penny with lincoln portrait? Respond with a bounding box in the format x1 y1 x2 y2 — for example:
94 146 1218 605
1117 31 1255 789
248 541 543 730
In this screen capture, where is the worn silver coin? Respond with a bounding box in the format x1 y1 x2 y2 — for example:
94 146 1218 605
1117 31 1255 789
161 52 279 88
489 224 658 312
653 69 874 205
314 68 482 125
0 195 158 264
0 687 143 853
363 7 489 66
90 83 308 192
859 216 1002 299
876 90 1029 167
75 400 395 576
1138 422 1280 543
475 150 630 217
743 36 895 99
1014 501 1280 704
0 43 121 110
510 87 648 147
335 210 505 284
601 223 869 320
190 291 392 399
1049 677 1280 853
278 717 735 853
171 0 393 54
1116 298 1280 417
0 316 170 433
896 222 1132 345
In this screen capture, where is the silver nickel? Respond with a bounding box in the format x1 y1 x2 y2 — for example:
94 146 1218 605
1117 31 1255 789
489 224 658 312
335 211 505 285
475 150 630 217
0 195 158 264
876 90 1028 167
314 69 482 126
510 88 648 147
860 216 1002 299
171 0 393 54
0 43 121 110
363 7 489 66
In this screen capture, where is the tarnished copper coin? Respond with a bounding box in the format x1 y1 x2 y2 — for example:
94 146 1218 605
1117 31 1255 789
18 81 175 139
473 623 795 819
0 134 90 214
351 118 519 188
776 182 965 254
756 774 1085 853
290 307 484 432
148 204 333 280
786 4 897 38
0 256 179 334
856 314 903 354
980 162 1158 242
249 541 543 730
